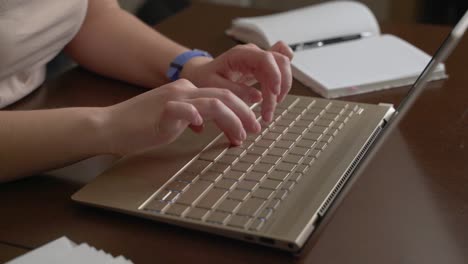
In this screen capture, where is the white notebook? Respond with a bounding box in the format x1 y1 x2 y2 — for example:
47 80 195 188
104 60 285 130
6 237 133 264
226 1 447 98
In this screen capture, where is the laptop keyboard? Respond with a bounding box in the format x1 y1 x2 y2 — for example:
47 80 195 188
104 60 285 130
142 97 360 232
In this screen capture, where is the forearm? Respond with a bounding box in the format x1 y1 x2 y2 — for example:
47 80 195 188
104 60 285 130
0 108 109 182
65 1 189 88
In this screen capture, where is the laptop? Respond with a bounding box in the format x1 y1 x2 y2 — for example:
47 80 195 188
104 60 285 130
72 12 468 252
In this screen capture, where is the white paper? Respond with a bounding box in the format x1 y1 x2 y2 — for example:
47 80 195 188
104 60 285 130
6 237 133 264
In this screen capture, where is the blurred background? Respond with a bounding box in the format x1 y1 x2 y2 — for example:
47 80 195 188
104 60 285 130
118 0 467 25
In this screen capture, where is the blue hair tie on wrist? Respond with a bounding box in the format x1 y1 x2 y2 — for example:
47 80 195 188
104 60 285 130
166 49 212 81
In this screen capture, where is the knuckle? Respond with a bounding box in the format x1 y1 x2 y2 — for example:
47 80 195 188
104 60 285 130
219 89 235 101
276 53 290 65
208 98 223 110
244 43 259 49
172 78 195 91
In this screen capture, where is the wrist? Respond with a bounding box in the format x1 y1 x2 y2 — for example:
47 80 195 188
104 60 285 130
166 49 213 83
82 107 115 155
179 56 213 84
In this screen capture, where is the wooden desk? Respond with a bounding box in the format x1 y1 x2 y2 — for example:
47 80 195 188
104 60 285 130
0 243 28 263
1 3 467 263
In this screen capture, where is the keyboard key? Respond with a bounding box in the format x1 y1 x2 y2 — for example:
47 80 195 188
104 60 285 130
321 134 333 143
215 179 237 190
185 207 209 220
288 172 303 182
256 139 275 148
296 139 316 148
276 162 296 172
277 118 295 127
282 133 301 141
261 179 282 190
315 119 334 127
162 191 180 203
275 140 294 149
145 199 169 213
228 215 252 228
303 155 316 164
199 171 223 182
288 126 307 135
165 181 189 193
322 113 339 121
154 189 172 201
308 126 328 134
249 218 265 231
231 162 253 173
274 189 288 200
186 160 212 175
223 170 244 181
199 144 228 162
225 147 247 157
236 198 265 216
270 125 288 134
210 162 231 174
266 199 281 210
206 211 231 224
252 162 274 173
218 154 239 165
269 147 288 157
295 164 309 174
196 188 228 209
302 113 320 122
217 199 241 213
289 146 309 156
295 120 311 128
281 181 296 191
263 132 281 141
176 180 212 205
236 181 258 191
165 203 189 216
268 170 289 181
228 189 250 201
246 133 261 142
283 154 303 164
248 146 268 156
177 171 198 183
295 99 314 109
303 132 323 141
314 142 328 151
240 154 261 164
252 188 274 200
244 171 266 182
277 96 298 109
261 155 281 165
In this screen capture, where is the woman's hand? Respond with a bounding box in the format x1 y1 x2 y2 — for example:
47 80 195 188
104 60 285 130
103 79 261 156
180 41 294 122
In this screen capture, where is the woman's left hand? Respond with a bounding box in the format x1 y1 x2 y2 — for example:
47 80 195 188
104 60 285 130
180 41 294 122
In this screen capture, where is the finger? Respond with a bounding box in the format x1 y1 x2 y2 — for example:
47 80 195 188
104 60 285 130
271 51 293 103
262 89 277 123
188 88 261 133
210 75 262 104
157 101 203 144
187 98 247 145
270 41 294 60
226 44 282 96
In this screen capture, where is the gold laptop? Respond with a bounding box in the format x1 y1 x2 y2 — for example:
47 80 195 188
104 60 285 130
72 12 467 251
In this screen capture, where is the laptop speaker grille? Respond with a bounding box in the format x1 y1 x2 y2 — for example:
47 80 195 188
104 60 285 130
318 125 383 216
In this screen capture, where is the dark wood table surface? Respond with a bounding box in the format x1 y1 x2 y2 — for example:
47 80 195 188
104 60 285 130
1 3 467 264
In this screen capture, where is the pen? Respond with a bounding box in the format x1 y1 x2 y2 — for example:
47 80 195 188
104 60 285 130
289 32 372 51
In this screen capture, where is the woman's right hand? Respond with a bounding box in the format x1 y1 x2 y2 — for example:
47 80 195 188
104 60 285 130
102 79 262 156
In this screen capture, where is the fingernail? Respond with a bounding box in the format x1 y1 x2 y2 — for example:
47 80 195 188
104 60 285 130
240 129 247 141
255 121 261 133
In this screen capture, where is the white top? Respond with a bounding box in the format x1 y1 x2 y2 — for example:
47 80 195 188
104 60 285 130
0 0 88 108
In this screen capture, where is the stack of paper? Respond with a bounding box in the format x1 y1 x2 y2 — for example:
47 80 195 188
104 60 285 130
6 237 133 264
